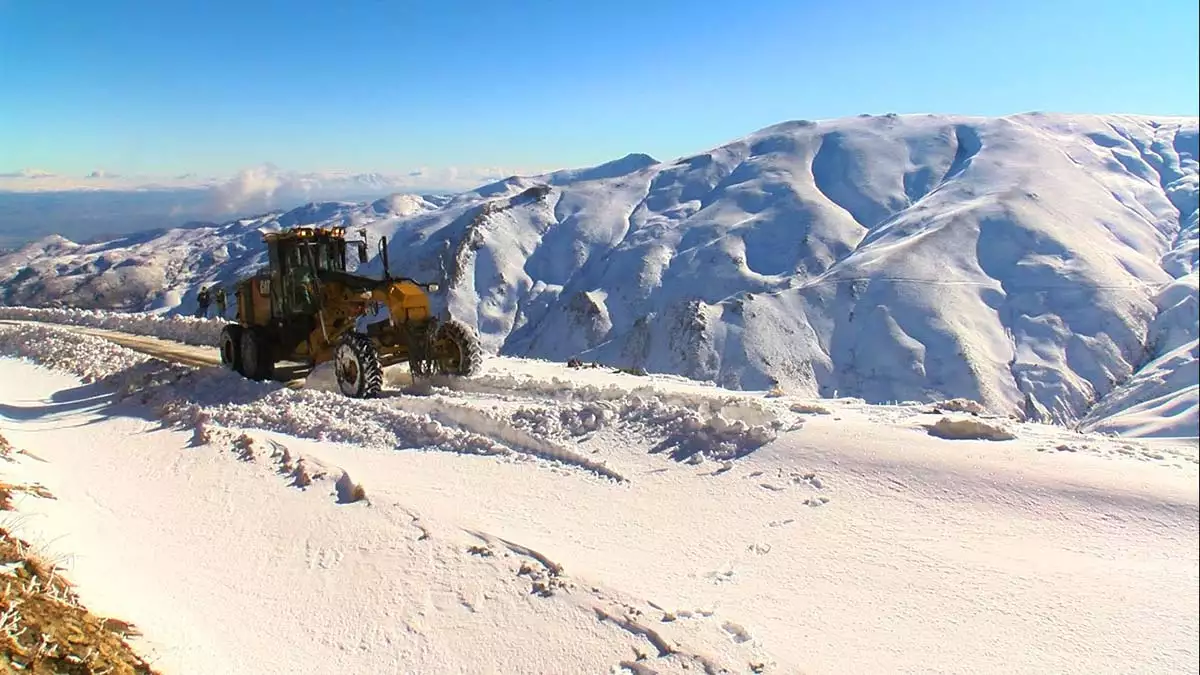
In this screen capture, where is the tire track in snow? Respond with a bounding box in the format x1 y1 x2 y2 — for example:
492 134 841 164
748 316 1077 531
383 395 626 482
462 528 749 674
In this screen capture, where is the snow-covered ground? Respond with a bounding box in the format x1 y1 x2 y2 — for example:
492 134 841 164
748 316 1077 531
2 113 1197 435
1 321 1196 674
5 303 1195 441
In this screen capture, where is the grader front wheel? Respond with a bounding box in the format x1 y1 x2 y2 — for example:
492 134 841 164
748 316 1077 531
335 333 384 398
431 320 483 377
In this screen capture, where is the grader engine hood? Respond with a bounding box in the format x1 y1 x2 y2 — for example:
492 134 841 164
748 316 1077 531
315 270 436 324
379 279 434 324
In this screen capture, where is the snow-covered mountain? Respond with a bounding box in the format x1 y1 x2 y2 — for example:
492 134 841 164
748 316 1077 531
1 113 1196 435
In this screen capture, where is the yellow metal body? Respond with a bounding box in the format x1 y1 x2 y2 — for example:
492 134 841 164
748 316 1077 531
299 279 434 365
232 226 440 368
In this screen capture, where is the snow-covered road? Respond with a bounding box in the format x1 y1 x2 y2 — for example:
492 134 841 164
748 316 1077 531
0 321 1197 674
0 319 219 368
0 360 657 675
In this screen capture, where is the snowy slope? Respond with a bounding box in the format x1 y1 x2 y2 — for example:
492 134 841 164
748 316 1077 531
1 113 1197 435
1080 338 1198 437
1 321 1197 674
1079 272 1199 437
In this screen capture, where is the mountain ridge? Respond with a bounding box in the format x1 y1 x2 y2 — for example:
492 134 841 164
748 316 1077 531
1 112 1196 436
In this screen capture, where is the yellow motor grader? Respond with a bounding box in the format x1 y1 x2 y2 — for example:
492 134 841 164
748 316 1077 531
219 225 482 398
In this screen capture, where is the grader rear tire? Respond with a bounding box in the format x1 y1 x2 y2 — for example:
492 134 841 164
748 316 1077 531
239 327 274 381
219 324 243 373
335 332 384 398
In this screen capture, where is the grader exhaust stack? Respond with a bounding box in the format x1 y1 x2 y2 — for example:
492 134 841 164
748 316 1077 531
379 234 392 280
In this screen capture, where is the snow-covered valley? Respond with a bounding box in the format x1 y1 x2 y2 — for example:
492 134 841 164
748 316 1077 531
0 318 1196 674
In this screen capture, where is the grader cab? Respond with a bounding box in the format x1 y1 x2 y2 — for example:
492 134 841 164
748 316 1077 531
219 225 482 398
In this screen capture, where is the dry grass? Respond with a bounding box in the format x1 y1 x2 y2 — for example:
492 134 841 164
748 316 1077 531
0 433 160 674
0 482 54 512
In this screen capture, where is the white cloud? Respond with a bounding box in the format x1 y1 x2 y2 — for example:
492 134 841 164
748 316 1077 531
0 164 545 211
0 168 58 179
202 164 540 214
0 171 213 192
208 164 291 213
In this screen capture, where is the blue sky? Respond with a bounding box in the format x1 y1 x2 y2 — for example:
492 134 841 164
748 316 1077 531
2 0 1197 178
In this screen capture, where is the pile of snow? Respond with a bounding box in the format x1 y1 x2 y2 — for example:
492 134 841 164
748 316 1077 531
0 305 223 346
511 396 780 462
2 113 1197 438
925 416 1018 441
0 321 150 382
442 363 786 460
0 316 796 468
789 401 833 415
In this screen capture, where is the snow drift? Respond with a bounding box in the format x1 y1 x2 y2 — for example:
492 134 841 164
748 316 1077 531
0 305 224 346
0 321 792 474
1 113 1197 435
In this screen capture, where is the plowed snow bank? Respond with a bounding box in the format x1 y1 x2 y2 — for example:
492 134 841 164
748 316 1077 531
447 369 786 460
0 323 624 480
0 306 222 346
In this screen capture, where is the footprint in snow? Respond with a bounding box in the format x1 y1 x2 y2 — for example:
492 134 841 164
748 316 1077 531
708 461 735 476
721 621 753 644
789 471 824 489
304 542 345 570
666 608 715 621
705 569 736 585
